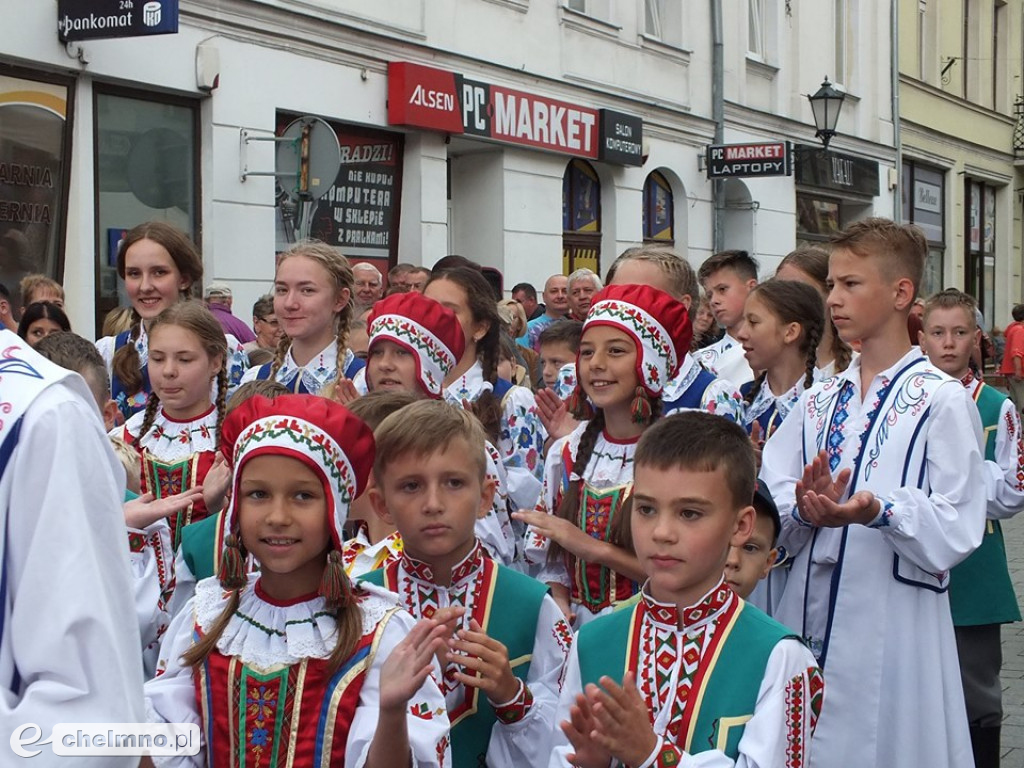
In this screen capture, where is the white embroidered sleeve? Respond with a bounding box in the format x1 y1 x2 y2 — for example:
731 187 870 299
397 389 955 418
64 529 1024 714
487 595 573 766
701 377 745 423
525 433 573 588
129 519 174 678
984 399 1024 520
498 387 546 511
346 609 451 768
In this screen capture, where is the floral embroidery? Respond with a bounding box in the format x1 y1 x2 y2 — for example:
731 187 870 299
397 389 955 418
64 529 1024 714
866 500 894 529
551 618 573 656
863 372 942 481
493 680 534 724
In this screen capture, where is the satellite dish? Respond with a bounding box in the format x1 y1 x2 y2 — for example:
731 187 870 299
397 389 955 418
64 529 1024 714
275 116 341 202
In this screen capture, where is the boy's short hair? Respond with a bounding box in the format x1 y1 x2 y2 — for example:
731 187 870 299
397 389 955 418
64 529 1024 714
698 250 759 285
374 400 487 483
34 331 110 397
538 319 583 353
753 479 781 544
1011 304 1024 323
511 282 537 301
226 380 289 413
635 411 755 510
922 288 978 326
346 390 417 431
109 435 141 493
19 274 64 307
829 218 926 294
607 245 699 302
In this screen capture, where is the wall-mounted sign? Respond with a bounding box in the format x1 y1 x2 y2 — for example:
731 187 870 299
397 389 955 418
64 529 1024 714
795 144 879 197
387 62 642 165
705 142 791 178
58 0 179 43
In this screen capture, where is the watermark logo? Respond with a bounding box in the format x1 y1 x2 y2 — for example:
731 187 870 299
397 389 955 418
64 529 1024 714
11 723 200 758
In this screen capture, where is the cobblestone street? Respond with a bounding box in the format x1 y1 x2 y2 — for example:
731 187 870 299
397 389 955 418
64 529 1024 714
1002 513 1024 766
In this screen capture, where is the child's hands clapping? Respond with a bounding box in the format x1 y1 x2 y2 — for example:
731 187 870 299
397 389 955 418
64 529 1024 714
379 617 450 713
123 487 205 530
446 619 519 705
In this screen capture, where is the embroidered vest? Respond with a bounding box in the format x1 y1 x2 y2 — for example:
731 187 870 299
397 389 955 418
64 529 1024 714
362 559 547 767
559 440 637 611
140 448 217 549
111 329 151 419
180 512 225 582
194 614 391 768
949 383 1022 626
665 366 717 412
577 599 798 760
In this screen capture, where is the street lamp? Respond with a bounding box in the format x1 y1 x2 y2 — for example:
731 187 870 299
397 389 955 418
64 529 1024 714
807 76 846 149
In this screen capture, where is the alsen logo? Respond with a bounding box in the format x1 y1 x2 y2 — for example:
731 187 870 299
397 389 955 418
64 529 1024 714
409 84 454 112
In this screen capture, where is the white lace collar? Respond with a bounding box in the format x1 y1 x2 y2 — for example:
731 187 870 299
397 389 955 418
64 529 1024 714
277 338 354 393
444 360 492 404
744 378 803 426
123 404 219 459
662 353 699 401
193 573 400 670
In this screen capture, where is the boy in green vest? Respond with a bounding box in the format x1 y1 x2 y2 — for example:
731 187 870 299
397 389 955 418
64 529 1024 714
551 412 822 768
364 400 573 767
918 288 1023 768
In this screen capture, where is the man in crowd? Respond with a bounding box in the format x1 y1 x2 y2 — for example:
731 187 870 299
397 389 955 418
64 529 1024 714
520 274 568 351
353 263 384 313
566 268 601 322
204 282 256 343
512 282 544 320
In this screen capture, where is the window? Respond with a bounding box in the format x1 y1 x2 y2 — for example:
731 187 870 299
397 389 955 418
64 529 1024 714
644 0 662 37
94 88 199 330
834 0 847 86
963 0 974 98
993 1 1006 110
643 0 683 47
0 67 73 313
562 160 601 274
918 1 926 79
567 0 585 10
965 179 997 327
748 0 765 57
902 161 945 298
642 171 674 244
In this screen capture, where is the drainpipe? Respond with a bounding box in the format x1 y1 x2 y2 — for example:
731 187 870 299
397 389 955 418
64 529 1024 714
711 0 725 253
891 0 902 222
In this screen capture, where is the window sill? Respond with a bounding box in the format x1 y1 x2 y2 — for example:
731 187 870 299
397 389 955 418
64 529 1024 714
478 0 530 13
638 33 691 62
745 55 779 80
560 5 622 39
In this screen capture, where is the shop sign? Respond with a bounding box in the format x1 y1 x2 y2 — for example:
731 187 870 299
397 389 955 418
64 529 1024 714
795 144 879 197
705 142 790 178
388 62 642 164
914 180 941 214
58 0 179 42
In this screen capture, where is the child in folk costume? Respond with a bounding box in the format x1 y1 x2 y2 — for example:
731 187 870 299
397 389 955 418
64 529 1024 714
145 394 451 768
918 289 1024 768
696 250 760 386
725 480 788 617
363 400 572 767
362 290 518 565
424 267 546 513
760 219 987 768
117 301 231 550
551 413 823 768
0 329 145 762
96 221 248 420
775 246 853 379
736 280 824 441
240 240 365 394
517 284 691 625
343 391 416 579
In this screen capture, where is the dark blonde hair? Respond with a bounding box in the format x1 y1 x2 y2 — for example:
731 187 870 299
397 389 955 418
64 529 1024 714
829 218 927 294
225 379 289 413
922 288 978 325
346 390 417 431
606 244 698 302
373 399 487 484
19 274 64 307
112 222 204 398
742 280 824 405
271 241 354 383
135 300 228 446
777 246 852 373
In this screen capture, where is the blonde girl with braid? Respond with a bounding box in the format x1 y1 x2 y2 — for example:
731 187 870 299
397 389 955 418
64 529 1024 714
735 280 825 441
239 240 364 394
515 284 692 626
96 221 249 420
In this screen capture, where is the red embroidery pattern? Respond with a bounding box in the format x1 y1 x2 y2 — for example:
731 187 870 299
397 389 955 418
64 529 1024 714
656 743 682 767
784 670 817 768
551 618 573 656
493 681 534 724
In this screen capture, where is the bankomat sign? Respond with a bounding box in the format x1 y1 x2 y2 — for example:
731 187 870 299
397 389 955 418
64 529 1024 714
388 62 642 165
58 0 179 42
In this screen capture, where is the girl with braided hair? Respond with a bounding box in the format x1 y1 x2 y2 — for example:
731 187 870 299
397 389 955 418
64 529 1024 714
145 394 452 767
239 240 364 394
516 284 692 626
736 279 824 441
96 221 249 420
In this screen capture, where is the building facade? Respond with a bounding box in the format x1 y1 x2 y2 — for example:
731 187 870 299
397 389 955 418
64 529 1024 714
1 0 895 335
899 0 1024 330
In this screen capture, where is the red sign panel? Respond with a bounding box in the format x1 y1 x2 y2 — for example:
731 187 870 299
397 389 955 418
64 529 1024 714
488 84 598 157
387 62 463 134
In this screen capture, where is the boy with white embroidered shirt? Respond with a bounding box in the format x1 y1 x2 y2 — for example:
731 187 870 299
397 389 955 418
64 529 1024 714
551 413 822 768
918 288 1024 768
696 250 758 386
760 218 987 768
364 400 572 767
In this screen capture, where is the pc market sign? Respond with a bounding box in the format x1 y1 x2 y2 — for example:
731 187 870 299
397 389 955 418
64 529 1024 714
58 0 179 42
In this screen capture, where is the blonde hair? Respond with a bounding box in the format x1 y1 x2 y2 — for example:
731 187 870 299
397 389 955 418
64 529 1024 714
271 241 354 382
102 306 136 338
497 299 528 338
607 245 698 302
373 400 487 483
109 435 142 495
19 274 64 308
136 301 228 447
830 218 926 294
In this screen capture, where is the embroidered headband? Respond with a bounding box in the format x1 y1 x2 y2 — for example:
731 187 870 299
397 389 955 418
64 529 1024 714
367 292 466 398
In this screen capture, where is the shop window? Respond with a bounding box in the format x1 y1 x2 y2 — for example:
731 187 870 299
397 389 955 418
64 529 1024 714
94 87 199 330
642 171 674 244
0 67 73 314
901 161 945 299
562 159 601 274
965 179 997 329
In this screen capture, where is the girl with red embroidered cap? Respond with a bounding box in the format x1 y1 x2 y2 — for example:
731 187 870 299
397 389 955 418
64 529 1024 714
357 291 519 567
515 284 691 626
144 394 452 768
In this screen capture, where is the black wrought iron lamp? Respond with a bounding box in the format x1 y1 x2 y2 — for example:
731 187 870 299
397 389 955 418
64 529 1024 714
807 77 846 149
